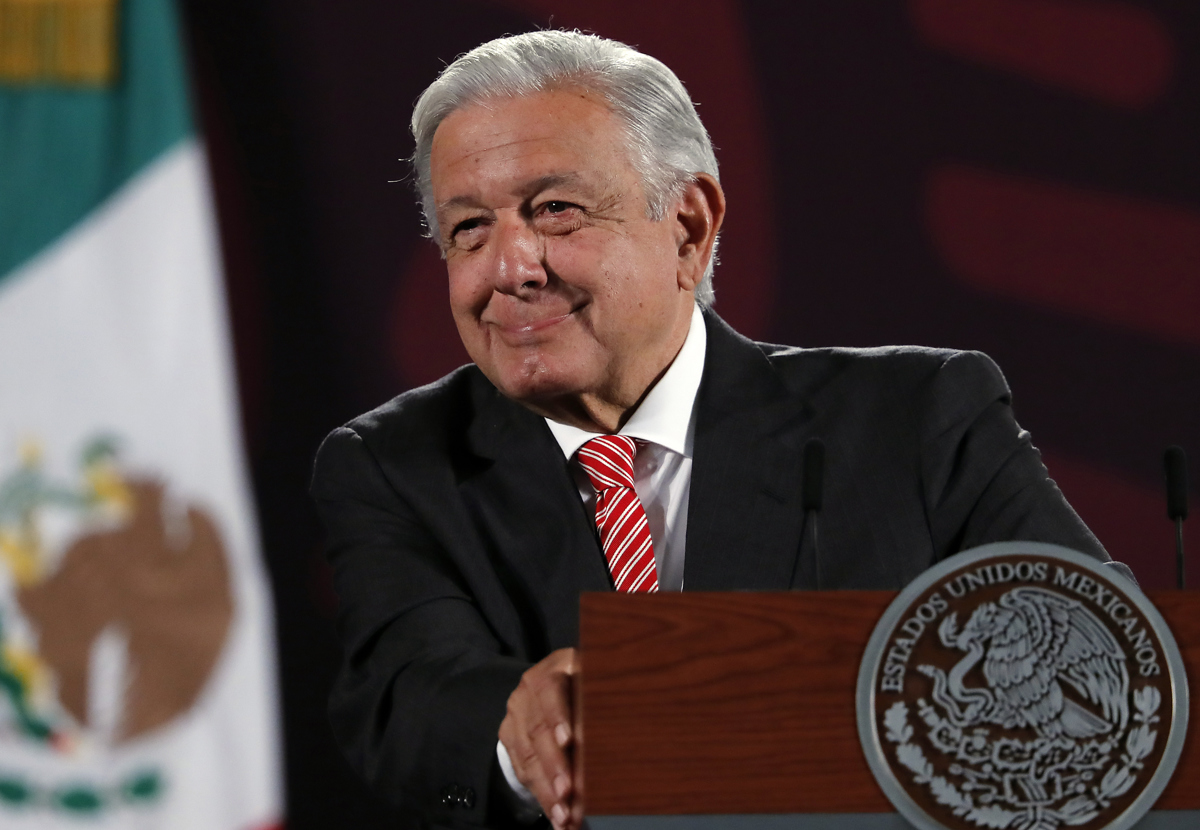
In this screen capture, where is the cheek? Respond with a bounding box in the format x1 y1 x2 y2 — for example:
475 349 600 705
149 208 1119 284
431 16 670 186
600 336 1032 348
543 233 651 305
598 238 679 307
543 235 604 282
446 261 487 319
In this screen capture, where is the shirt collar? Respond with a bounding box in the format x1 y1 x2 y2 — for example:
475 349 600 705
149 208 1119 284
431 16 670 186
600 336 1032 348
545 303 707 460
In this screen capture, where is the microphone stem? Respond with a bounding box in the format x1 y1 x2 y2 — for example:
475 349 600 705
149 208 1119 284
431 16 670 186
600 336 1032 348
811 512 821 590
1177 517 1186 590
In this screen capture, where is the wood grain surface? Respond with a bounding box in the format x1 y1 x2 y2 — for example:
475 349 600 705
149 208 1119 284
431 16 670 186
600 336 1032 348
578 590 1199 815
1150 590 1200 810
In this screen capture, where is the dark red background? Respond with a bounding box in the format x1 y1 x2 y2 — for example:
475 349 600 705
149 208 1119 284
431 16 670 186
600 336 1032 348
181 1 1200 825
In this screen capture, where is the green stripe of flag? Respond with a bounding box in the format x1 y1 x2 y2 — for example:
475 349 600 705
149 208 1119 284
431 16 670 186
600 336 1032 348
0 0 193 282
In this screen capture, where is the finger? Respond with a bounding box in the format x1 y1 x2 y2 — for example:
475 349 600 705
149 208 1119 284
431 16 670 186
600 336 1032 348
501 648 581 822
567 795 586 830
550 800 571 830
528 711 572 805
502 728 564 820
518 650 576 761
530 676 573 751
501 697 571 815
538 648 578 740
499 707 565 795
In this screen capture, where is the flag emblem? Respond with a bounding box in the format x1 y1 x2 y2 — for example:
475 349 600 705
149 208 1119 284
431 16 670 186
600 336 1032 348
0 435 234 817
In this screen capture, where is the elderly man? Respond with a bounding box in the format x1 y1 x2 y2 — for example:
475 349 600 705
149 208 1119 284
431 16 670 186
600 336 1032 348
311 29 1123 830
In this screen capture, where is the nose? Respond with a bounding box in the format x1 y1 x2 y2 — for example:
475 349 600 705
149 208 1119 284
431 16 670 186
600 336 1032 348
490 212 547 294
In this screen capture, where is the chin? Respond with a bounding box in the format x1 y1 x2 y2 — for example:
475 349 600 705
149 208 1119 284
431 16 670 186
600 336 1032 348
487 354 592 409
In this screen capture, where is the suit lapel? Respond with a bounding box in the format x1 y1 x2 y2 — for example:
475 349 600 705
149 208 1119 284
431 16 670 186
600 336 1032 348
685 313 816 590
461 382 610 654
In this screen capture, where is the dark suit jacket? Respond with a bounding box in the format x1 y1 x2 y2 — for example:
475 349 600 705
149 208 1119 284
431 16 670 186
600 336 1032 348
310 311 1117 828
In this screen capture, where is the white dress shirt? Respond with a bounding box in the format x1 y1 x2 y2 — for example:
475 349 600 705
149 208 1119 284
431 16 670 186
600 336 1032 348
497 302 707 815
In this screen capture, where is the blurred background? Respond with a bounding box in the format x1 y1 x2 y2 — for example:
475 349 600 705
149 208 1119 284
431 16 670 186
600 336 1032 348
109 0 1200 825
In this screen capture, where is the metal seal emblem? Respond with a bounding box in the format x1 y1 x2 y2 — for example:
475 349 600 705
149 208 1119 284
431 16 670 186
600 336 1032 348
857 542 1188 830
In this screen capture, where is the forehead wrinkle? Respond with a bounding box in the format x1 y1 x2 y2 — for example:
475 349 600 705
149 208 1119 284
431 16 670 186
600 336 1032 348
436 126 578 171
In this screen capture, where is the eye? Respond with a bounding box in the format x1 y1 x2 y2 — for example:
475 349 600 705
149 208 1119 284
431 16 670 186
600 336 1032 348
452 217 484 236
534 200 583 234
448 216 490 250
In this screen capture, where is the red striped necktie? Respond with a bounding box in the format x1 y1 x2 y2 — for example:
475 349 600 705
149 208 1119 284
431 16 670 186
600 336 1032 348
576 436 659 593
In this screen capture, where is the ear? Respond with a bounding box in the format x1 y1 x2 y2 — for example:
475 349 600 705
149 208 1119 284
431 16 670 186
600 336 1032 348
674 173 726 291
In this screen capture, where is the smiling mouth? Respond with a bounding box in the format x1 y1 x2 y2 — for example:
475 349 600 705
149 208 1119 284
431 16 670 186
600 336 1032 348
487 304 584 342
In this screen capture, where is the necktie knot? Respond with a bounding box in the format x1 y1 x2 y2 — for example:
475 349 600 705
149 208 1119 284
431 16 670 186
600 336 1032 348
577 435 638 493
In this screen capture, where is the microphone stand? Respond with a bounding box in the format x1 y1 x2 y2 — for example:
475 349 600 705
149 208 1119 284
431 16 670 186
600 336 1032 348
1177 519 1185 590
1164 446 1188 589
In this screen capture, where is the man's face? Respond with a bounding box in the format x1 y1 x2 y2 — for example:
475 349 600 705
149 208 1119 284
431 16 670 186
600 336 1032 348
429 88 699 428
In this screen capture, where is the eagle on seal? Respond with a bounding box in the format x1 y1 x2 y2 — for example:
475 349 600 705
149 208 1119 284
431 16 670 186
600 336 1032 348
920 586 1129 739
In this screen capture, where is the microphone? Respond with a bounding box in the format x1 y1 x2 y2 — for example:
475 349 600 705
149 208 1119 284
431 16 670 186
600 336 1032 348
802 438 825 588
1164 446 1188 589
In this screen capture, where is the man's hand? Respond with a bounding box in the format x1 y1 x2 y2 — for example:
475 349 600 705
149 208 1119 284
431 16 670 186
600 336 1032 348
499 647 580 830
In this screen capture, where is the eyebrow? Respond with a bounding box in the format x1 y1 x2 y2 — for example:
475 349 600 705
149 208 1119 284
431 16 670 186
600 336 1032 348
436 194 485 214
435 172 593 215
522 172 587 197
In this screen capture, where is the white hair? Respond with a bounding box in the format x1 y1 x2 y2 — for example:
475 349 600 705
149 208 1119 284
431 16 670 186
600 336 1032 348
411 30 720 306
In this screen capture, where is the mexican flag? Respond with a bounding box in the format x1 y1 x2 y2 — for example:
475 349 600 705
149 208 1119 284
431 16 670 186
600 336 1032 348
0 0 282 827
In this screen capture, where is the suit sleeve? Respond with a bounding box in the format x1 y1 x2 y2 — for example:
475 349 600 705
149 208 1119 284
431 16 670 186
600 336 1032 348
918 351 1134 582
311 425 531 827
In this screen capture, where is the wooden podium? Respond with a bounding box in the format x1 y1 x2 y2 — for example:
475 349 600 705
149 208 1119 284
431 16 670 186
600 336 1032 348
577 591 1200 820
